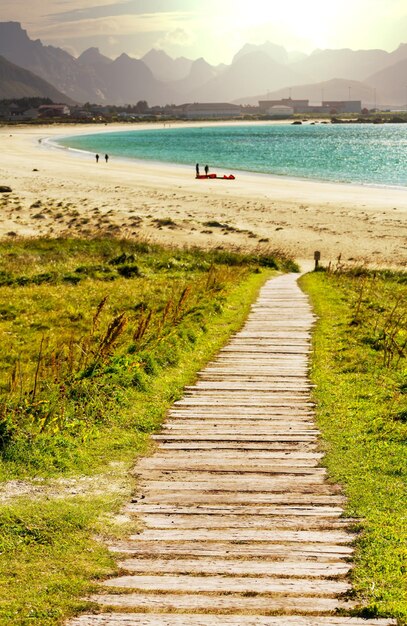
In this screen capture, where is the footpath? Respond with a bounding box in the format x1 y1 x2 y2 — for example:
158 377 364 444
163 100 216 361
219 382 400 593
69 274 396 626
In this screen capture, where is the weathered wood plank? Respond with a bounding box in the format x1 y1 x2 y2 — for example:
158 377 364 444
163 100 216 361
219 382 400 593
70 613 396 625
156 442 319 450
136 475 327 487
130 492 346 506
125 505 345 517
128 529 352 544
143 451 323 461
153 433 316 444
134 486 339 499
118 557 351 577
173 400 314 406
161 425 319 434
102 574 351 595
108 540 354 559
134 476 334 489
167 410 315 418
136 460 324 472
133 514 351 531
161 422 319 430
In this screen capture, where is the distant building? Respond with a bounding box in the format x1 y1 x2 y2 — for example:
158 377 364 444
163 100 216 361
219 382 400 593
259 99 309 114
71 109 93 119
22 108 40 120
259 98 362 115
183 103 242 119
38 104 71 117
267 105 294 118
0 104 40 121
323 100 362 114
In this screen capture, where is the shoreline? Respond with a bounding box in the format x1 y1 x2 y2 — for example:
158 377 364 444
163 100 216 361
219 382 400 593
0 122 406 269
52 121 407 192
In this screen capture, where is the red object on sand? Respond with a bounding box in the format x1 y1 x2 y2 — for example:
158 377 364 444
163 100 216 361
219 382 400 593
196 174 235 180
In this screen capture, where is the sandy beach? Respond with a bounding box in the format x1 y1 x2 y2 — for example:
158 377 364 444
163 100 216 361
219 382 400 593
0 122 406 269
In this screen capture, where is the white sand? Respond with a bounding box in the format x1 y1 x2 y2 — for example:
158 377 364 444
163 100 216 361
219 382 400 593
0 122 406 269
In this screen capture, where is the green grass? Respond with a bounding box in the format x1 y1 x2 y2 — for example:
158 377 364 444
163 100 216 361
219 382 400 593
300 270 407 624
0 238 297 478
0 498 119 625
0 237 296 625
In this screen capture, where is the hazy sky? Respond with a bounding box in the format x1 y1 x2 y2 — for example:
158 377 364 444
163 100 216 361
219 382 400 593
2 0 407 63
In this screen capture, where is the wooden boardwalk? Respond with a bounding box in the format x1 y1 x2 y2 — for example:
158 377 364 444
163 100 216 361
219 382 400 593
69 274 395 626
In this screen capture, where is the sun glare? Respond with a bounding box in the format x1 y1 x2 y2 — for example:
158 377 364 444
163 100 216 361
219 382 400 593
215 0 343 51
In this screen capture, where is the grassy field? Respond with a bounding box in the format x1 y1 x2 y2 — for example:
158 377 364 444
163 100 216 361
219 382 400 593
0 237 295 625
2 240 405 625
301 269 407 624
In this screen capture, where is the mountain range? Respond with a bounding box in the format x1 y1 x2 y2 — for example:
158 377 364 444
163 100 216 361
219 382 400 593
0 54 74 102
0 21 406 108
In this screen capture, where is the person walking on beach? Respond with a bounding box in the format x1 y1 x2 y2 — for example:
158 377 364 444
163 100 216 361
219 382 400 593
105 154 109 163
196 163 200 177
204 164 209 177
95 154 99 163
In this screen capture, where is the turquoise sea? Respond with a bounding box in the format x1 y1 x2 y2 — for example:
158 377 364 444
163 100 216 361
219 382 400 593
57 123 407 188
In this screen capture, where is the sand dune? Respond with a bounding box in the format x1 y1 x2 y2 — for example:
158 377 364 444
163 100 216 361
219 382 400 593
0 122 406 269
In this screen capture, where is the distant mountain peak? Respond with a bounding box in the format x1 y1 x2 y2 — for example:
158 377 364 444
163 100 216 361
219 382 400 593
116 52 131 62
143 48 172 61
0 21 25 33
78 47 111 65
233 41 288 65
191 57 211 68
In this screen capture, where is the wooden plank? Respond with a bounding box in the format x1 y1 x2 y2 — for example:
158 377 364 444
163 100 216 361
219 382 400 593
173 400 314 407
156 442 319 451
152 435 319 443
135 471 331 483
134 514 351 531
161 424 318 433
130 493 346 506
136 478 329 490
102 573 351 595
197 376 311 382
168 407 314 414
125 505 346 517
160 428 319 435
108 540 354 559
129 529 353 544
196 363 309 367
142 451 323 460
136 461 324 473
185 384 310 388
144 446 323 466
117 557 351 577
136 477 329 490
68 615 397 626
167 411 315 418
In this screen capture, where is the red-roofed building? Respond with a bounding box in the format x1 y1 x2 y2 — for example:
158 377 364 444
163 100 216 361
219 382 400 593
38 104 71 117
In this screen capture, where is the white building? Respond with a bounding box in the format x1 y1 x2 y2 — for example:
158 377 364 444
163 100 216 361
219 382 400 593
267 105 294 118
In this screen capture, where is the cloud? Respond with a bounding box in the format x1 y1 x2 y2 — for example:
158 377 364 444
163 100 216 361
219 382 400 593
157 27 195 48
35 11 193 41
0 0 125 23
45 0 191 23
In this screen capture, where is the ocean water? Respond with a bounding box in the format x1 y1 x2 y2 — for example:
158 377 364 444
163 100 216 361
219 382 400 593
57 123 407 188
